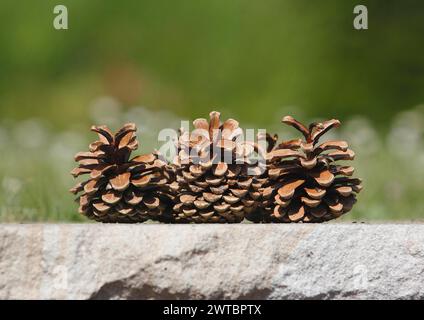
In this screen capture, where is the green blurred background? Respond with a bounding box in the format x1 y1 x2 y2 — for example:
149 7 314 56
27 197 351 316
0 0 423 222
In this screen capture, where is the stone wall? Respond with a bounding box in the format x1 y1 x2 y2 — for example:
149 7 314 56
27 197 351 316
0 224 423 299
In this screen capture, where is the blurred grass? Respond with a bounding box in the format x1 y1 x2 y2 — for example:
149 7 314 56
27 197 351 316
0 1 424 221
1 0 424 127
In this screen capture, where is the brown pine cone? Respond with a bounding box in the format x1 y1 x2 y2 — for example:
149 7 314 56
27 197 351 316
172 111 265 223
70 123 174 223
260 116 363 223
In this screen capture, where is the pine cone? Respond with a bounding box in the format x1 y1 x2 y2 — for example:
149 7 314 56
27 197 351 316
70 123 174 223
172 111 264 223
261 116 363 223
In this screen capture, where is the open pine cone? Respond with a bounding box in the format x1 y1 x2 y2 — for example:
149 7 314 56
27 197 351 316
260 116 363 223
70 123 174 223
172 111 265 223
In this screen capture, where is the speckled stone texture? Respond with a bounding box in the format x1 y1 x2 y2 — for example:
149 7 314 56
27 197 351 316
0 224 423 299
